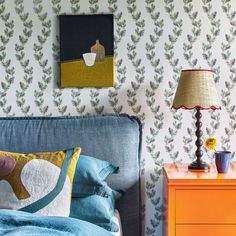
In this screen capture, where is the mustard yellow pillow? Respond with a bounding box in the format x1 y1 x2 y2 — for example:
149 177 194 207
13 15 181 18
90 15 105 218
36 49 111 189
0 147 80 217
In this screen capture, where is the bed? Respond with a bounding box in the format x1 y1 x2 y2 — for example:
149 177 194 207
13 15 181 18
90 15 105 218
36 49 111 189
0 114 142 236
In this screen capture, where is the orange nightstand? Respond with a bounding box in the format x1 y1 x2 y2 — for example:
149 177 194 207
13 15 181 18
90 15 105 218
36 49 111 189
163 163 236 236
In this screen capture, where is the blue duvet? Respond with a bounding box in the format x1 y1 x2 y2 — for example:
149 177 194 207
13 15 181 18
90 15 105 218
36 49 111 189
0 209 113 236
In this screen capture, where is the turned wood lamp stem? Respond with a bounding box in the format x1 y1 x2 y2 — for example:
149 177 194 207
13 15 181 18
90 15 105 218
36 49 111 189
188 108 210 170
195 108 203 164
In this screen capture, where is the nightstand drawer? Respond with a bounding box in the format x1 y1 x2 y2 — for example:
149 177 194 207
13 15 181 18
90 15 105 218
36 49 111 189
176 189 236 223
176 225 236 236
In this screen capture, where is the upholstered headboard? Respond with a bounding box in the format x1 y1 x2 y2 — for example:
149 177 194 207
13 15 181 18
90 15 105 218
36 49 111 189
0 114 142 236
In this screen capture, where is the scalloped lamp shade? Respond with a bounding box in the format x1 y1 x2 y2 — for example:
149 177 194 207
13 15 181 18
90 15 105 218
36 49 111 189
172 69 221 110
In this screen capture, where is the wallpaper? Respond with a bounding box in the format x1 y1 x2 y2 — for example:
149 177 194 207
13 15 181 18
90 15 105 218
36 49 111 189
0 0 236 235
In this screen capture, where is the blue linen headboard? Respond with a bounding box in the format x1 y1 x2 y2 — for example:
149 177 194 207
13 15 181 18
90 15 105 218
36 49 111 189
0 114 142 236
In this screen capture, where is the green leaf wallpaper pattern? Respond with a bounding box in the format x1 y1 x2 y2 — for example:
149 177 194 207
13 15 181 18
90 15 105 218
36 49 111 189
0 0 236 235
221 0 236 159
0 1 15 116
164 0 183 164
108 0 127 114
33 0 52 116
15 0 33 116
145 0 165 234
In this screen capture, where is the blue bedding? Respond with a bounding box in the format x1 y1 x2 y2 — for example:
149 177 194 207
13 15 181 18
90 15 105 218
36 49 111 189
0 210 113 236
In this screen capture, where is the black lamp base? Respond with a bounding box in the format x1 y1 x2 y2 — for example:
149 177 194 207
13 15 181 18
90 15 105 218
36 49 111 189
187 108 210 171
188 160 210 171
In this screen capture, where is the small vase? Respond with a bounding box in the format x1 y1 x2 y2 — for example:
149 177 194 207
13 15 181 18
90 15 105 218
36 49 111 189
215 151 231 173
90 40 105 62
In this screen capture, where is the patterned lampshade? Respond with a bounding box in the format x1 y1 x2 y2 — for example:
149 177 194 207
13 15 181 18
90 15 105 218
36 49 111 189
172 69 221 110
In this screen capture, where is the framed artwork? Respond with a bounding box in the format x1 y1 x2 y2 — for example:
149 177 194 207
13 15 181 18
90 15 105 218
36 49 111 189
59 14 114 88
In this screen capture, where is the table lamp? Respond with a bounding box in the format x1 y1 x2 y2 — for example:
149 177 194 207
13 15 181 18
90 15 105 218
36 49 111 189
172 69 221 170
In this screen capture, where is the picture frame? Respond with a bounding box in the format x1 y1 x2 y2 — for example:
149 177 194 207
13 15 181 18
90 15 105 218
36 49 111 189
59 14 114 88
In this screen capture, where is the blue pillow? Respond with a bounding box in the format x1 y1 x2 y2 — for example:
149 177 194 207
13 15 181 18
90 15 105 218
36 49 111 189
70 184 122 232
72 155 119 198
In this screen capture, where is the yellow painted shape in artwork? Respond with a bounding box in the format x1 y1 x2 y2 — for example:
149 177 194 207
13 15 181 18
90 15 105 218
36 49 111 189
0 148 80 200
60 56 114 88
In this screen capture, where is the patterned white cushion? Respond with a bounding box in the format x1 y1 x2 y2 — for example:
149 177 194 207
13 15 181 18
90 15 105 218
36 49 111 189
0 148 80 217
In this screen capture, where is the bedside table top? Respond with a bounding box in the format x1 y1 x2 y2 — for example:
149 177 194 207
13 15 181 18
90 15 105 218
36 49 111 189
163 163 236 185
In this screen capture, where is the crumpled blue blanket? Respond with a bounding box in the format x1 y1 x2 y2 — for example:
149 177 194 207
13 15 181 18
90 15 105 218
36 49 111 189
0 209 113 236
